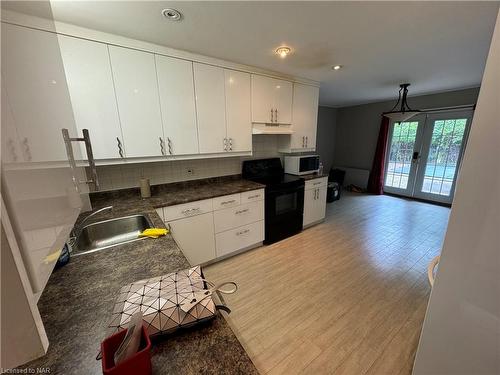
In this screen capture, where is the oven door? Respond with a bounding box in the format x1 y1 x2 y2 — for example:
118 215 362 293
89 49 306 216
299 156 320 175
264 185 304 244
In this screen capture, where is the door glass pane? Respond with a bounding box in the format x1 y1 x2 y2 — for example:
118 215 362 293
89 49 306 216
420 118 467 196
385 121 419 189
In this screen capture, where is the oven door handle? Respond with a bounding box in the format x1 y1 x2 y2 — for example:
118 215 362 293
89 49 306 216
266 186 305 196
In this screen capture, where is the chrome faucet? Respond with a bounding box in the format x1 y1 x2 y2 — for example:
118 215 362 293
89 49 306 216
70 206 113 239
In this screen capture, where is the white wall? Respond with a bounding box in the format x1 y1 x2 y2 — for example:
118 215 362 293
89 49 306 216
315 106 337 172
413 10 500 375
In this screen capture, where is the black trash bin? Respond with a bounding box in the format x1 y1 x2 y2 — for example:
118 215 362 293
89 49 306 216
327 182 340 202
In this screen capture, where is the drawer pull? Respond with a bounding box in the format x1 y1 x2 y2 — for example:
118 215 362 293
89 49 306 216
235 209 249 215
236 229 250 236
221 199 236 205
247 194 260 199
181 207 201 215
313 182 322 185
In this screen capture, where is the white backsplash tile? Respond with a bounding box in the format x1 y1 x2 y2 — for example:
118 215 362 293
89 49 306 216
91 135 283 191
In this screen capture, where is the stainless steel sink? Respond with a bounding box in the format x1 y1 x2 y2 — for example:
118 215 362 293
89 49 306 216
73 214 153 256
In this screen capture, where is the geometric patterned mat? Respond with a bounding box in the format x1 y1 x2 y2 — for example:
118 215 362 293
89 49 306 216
106 266 216 337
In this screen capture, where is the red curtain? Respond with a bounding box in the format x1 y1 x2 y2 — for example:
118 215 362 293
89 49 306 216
367 116 390 195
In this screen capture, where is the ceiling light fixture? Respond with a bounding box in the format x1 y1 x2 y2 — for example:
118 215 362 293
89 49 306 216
332 65 342 70
383 83 421 122
275 46 291 58
162 8 182 21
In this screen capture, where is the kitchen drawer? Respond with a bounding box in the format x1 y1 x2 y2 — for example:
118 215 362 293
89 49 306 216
240 189 264 203
305 177 328 191
212 193 241 211
164 198 213 222
216 220 264 258
213 200 264 233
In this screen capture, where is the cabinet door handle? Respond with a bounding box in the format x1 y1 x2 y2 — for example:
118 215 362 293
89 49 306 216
221 199 236 205
306 136 308 148
248 194 260 199
22 137 32 161
116 137 124 158
181 207 200 215
270 108 274 123
235 208 249 215
228 137 233 151
274 109 278 123
159 137 165 156
302 136 305 148
7 138 18 161
223 137 227 151
236 229 250 236
167 137 173 155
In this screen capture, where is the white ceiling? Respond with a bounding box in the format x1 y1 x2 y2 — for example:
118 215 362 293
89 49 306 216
9 1 500 107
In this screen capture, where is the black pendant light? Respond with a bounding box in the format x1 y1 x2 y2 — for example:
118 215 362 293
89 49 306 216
383 83 420 122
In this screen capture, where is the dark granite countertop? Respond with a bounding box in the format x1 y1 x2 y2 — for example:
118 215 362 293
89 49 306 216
23 176 259 374
90 175 265 211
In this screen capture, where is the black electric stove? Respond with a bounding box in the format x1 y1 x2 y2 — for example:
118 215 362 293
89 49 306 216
242 158 305 244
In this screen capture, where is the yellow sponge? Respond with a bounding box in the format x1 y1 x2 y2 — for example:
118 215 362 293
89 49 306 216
139 228 168 238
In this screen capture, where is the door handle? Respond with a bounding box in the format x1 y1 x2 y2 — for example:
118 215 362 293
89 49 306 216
412 151 420 163
62 128 99 191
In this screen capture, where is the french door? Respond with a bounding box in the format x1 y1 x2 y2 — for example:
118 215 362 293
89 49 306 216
384 110 473 204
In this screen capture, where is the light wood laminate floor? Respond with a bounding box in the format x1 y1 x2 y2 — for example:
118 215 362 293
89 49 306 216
205 192 450 375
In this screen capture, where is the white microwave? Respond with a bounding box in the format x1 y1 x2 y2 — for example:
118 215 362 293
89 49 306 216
284 155 320 175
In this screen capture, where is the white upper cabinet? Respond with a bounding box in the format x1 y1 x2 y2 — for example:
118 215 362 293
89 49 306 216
251 74 275 123
273 79 293 124
292 83 320 150
155 55 199 156
224 70 252 152
251 75 293 124
59 36 125 160
108 46 164 158
279 83 320 152
1 85 22 164
1 23 78 162
193 63 227 154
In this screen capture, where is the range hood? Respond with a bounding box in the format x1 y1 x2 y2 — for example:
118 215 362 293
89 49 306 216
252 123 294 135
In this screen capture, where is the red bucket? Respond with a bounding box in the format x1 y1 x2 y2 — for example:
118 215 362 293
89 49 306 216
101 326 152 375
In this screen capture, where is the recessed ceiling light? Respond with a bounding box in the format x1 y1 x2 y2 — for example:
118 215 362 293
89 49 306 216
275 46 291 58
162 8 182 21
332 65 343 70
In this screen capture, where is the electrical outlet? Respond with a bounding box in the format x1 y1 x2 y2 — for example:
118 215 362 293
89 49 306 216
186 168 194 175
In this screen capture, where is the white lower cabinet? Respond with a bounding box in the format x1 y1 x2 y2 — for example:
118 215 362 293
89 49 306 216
157 189 264 265
216 220 264 258
213 201 264 233
303 177 328 227
168 212 216 265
